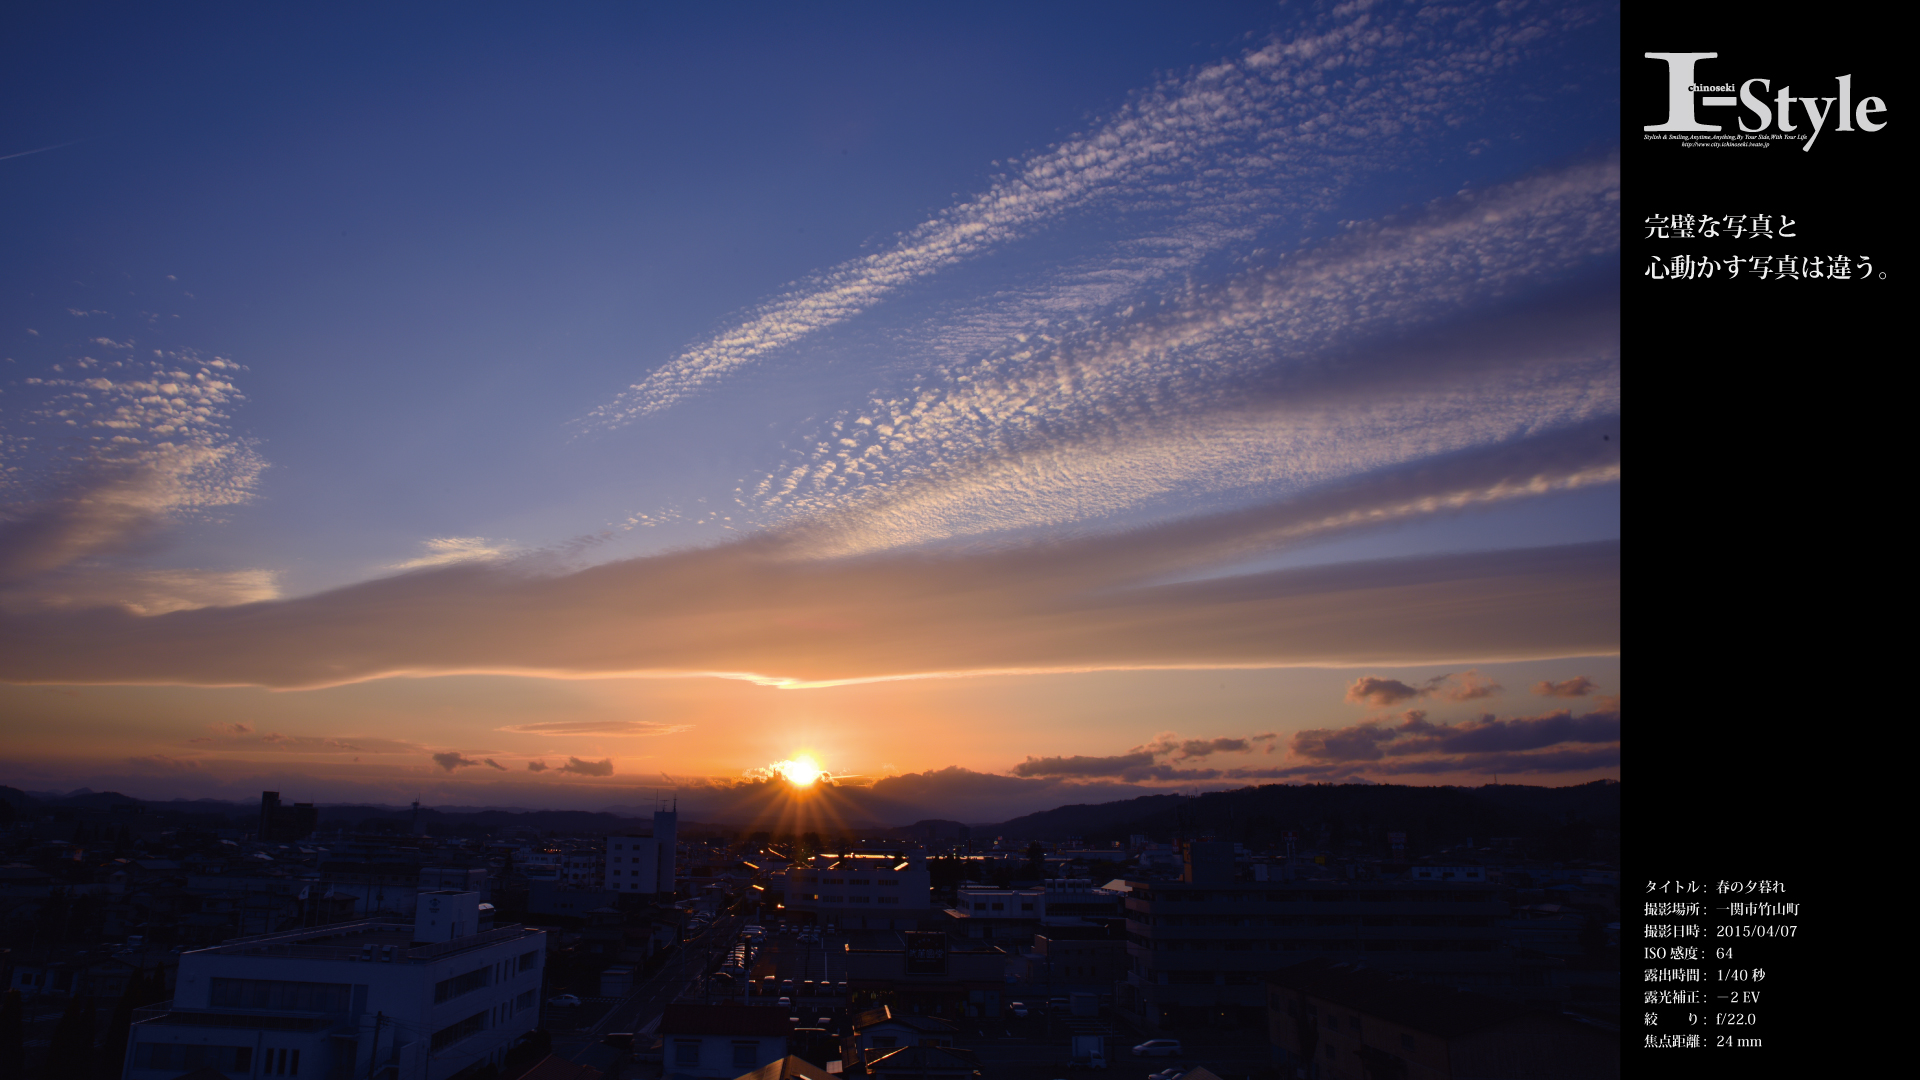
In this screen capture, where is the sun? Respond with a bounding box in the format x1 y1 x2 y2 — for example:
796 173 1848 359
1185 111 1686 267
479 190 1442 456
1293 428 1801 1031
770 756 824 787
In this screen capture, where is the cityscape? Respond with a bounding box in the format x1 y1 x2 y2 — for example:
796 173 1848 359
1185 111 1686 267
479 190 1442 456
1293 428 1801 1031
0 777 1619 1078
2 4 1623 1078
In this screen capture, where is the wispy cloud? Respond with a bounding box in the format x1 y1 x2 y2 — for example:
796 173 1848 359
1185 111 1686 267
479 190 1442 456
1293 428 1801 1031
0 139 87 164
389 537 518 571
583 1 1605 426
498 720 690 736
0 438 1619 689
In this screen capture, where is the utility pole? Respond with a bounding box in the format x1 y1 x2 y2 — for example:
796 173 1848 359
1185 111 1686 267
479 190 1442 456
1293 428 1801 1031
366 1011 383 1078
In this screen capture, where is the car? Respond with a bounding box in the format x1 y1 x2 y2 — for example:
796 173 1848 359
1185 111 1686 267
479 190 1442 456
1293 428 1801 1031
1148 1069 1185 1080
546 994 582 1007
1131 1039 1182 1058
777 996 792 1008
1008 1002 1029 1018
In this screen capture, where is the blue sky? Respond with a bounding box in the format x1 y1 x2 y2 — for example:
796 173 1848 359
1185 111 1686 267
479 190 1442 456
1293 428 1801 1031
0 2 1621 814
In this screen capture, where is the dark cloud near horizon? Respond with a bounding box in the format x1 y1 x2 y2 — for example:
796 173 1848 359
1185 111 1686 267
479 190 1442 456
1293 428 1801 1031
526 761 548 772
557 756 614 777
1346 677 1421 706
1346 670 1502 707
1290 707 1619 764
1535 676 1597 698
482 758 507 771
432 752 481 772
1011 751 1156 779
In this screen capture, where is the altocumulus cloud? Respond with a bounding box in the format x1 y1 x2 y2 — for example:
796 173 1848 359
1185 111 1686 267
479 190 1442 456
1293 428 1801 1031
587 1 1610 425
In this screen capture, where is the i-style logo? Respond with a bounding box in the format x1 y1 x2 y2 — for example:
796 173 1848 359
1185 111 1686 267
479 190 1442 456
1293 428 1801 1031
1644 53 1888 150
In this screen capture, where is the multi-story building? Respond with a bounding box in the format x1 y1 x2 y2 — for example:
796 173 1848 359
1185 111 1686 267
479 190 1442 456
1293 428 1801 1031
656 1003 792 1078
845 932 1009 1019
604 809 679 894
562 848 604 887
784 851 932 930
122 890 545 1080
954 885 1045 920
1121 843 1543 1031
1266 957 1617 1079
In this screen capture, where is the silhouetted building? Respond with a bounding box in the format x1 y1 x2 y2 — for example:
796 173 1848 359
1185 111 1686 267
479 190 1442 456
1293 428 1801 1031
785 850 932 929
1120 843 1548 1032
604 808 678 893
256 790 318 842
1267 957 1616 1079
656 1003 792 1077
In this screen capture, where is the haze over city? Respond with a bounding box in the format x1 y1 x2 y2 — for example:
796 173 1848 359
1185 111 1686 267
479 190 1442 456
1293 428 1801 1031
1 2 1620 823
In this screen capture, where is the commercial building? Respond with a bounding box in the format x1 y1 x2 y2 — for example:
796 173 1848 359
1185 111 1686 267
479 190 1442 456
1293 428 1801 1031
783 851 932 930
1120 843 1544 1032
844 931 1008 1020
122 890 545 1080
1266 957 1617 1079
604 809 679 894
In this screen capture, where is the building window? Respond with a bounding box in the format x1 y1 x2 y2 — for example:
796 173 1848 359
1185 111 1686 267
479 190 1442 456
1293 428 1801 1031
210 979 354 1013
434 966 492 1004
879 896 898 904
1402 1034 1416 1051
137 1045 254 1072
674 1041 700 1065
1020 903 1034 911
430 1011 489 1053
732 1041 759 1067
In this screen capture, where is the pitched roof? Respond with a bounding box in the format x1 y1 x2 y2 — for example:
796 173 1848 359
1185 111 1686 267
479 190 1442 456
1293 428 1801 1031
730 1054 833 1080
659 1003 794 1038
1267 958 1557 1039
850 1005 956 1035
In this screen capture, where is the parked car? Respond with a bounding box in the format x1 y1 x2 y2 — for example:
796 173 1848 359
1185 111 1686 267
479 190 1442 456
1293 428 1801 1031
1132 1039 1182 1057
547 994 582 1007
777 996 792 1008
1008 1002 1029 1018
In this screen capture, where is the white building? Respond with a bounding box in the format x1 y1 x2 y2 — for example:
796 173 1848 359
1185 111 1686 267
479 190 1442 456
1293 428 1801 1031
603 809 678 894
953 885 1045 920
784 851 932 930
122 890 545 1080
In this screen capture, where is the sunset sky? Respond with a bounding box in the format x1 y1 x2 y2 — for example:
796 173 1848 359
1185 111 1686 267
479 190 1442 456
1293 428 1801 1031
0 2 1620 821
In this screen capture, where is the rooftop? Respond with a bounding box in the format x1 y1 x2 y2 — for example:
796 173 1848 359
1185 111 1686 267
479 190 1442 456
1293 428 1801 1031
190 920 541 964
658 1003 793 1038
1268 957 1566 1038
